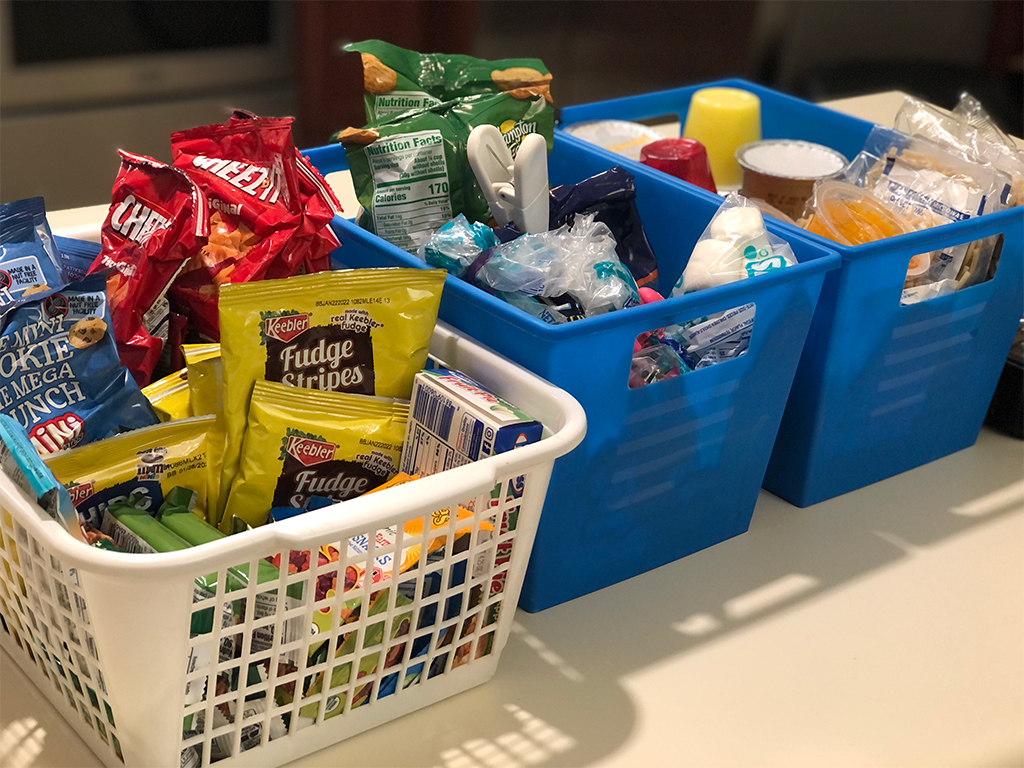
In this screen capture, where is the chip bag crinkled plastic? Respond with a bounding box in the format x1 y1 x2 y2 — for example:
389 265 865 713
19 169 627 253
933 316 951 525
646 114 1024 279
215 268 444 527
169 115 342 342
90 151 210 387
44 415 213 530
0 197 67 311
336 92 553 253
346 39 553 123
0 273 160 456
222 380 407 530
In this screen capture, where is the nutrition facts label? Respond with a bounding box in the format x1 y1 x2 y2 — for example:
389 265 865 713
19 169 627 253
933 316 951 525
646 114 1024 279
366 129 453 252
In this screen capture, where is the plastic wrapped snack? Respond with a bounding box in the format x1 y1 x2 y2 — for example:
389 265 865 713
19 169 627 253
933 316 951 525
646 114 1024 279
418 213 498 277
671 193 797 296
214 268 444 529
895 93 1024 207
222 380 407 530
471 212 641 323
0 197 67 310
336 92 553 253
843 125 1012 293
549 165 660 290
345 39 553 122
182 343 224 518
0 273 159 456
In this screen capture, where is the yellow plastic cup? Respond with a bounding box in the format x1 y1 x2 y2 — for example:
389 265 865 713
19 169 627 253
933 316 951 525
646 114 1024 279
682 87 761 190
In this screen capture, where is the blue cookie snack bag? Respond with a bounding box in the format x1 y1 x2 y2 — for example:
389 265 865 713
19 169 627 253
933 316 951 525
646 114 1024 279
0 272 159 456
0 197 68 310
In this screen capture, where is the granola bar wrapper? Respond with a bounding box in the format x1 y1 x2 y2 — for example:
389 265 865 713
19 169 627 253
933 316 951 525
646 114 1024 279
169 115 342 342
90 151 209 387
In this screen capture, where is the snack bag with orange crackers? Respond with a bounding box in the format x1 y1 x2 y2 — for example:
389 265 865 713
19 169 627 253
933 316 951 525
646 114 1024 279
169 114 342 342
345 39 553 123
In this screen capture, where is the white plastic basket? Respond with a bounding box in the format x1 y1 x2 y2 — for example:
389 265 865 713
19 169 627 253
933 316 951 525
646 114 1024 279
0 320 586 768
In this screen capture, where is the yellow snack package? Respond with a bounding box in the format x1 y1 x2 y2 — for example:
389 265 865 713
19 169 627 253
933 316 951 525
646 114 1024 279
223 380 409 530
182 344 225 524
141 368 191 423
44 416 214 531
215 268 445 525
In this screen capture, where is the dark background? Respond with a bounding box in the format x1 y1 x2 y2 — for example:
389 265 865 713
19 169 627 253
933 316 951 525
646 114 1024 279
2 0 1021 208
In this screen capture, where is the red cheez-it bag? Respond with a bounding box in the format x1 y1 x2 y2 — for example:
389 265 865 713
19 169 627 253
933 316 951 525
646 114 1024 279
89 150 209 387
169 115 342 341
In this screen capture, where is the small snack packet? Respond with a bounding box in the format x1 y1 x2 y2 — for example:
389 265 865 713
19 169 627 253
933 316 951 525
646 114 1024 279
549 166 660 290
182 343 225 522
89 151 210 387
0 414 87 542
345 39 553 122
44 415 213 529
222 380 407 530
337 92 553 252
169 114 342 341
215 268 444 525
471 212 641 323
0 273 160 456
141 368 191 422
672 193 797 295
0 197 67 310
101 495 192 554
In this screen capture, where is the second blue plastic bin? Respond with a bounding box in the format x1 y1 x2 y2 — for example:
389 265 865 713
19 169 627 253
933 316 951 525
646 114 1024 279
560 80 1024 507
305 135 838 610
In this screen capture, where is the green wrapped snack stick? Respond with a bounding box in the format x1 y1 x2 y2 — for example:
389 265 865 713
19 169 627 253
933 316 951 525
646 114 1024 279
102 498 191 554
345 39 553 122
336 92 553 253
158 487 288 593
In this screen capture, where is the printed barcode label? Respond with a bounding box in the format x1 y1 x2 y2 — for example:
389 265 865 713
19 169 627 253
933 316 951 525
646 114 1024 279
413 386 455 438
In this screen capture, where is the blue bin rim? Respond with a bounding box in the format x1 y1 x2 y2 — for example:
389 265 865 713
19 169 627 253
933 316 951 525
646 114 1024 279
558 77 873 135
329 210 841 343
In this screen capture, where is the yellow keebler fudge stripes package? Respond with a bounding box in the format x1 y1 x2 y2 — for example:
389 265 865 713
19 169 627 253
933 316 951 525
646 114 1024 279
216 269 444 528
182 344 225 524
223 380 408 529
44 415 213 530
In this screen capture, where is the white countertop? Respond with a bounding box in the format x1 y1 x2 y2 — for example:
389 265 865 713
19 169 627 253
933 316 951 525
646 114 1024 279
3 92 1023 768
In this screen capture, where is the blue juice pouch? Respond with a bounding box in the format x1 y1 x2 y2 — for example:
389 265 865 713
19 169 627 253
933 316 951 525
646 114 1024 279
0 197 68 310
0 272 159 456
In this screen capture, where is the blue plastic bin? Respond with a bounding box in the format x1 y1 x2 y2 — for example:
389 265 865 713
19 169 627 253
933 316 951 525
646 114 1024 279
303 135 839 611
560 80 1024 507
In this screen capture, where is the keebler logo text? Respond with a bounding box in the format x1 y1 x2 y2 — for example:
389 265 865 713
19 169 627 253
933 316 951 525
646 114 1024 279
264 314 309 343
286 435 337 467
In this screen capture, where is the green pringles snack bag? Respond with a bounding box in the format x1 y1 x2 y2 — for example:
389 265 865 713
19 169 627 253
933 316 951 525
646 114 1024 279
345 39 553 122
215 269 443 530
223 380 407 529
44 416 214 530
336 92 554 253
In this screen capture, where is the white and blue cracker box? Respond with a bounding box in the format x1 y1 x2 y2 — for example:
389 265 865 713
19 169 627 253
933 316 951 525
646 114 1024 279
400 369 542 476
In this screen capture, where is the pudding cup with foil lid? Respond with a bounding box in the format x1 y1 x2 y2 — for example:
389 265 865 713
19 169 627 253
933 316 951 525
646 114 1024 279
737 140 848 220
